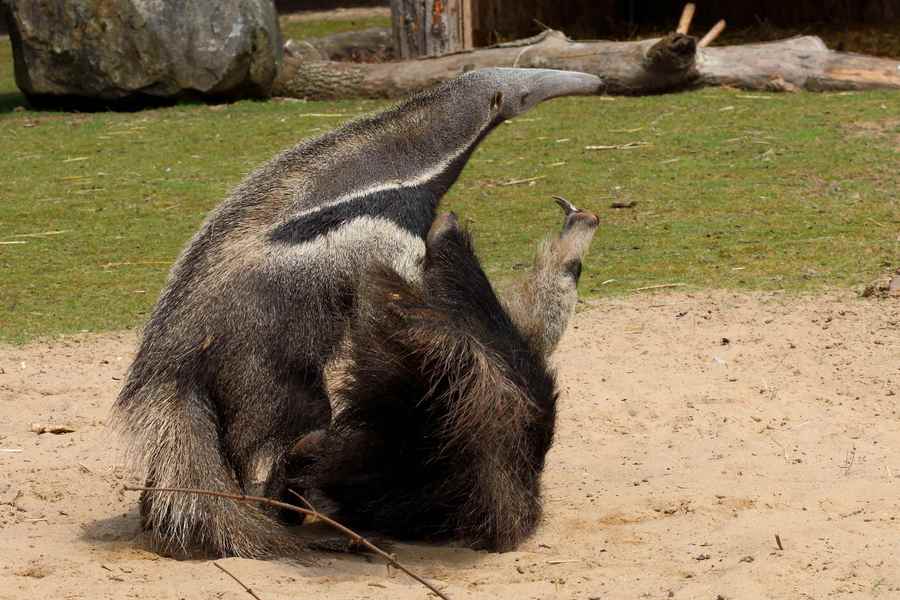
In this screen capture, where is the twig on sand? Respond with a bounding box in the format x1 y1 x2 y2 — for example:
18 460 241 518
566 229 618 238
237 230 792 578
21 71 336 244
841 445 857 476
775 534 784 551
214 561 265 600
546 558 581 565
287 490 448 599
30 423 76 435
124 485 452 600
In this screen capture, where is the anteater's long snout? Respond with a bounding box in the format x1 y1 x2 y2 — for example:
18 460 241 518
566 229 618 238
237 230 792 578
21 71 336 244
527 69 603 101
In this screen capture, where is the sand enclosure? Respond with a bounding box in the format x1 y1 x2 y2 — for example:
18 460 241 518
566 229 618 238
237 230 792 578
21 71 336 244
1 291 898 599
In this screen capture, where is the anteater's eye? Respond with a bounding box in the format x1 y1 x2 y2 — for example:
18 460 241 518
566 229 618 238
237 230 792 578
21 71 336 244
490 91 503 111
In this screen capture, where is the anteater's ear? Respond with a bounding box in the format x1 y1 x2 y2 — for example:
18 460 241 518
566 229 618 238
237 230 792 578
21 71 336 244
553 195 580 216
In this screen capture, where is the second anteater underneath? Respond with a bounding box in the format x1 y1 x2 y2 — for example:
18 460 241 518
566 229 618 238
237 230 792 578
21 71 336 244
285 213 559 551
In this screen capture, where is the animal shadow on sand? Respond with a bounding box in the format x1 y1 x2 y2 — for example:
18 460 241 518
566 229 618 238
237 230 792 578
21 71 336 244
81 509 488 569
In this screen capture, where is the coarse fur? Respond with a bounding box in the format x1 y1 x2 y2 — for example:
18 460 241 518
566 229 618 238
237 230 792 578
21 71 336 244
285 214 557 550
502 196 600 356
284 204 598 551
110 68 601 558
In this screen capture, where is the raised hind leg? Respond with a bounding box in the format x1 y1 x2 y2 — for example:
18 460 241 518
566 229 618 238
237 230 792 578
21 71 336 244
501 196 599 356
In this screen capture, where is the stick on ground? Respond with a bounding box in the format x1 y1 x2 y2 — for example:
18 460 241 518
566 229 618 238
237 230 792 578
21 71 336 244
214 562 265 600
285 490 450 598
124 485 451 600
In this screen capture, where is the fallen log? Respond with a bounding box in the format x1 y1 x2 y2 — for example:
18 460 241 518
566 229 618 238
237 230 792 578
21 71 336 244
273 29 900 99
284 27 394 62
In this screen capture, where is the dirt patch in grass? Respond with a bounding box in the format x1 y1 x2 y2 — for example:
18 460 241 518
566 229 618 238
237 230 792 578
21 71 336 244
846 118 900 152
1 291 898 599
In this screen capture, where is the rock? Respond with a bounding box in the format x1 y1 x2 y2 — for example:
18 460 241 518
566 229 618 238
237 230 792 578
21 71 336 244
3 0 281 106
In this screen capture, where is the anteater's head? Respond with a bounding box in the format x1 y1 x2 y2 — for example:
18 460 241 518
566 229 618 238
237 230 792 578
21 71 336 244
421 68 602 143
471 68 602 121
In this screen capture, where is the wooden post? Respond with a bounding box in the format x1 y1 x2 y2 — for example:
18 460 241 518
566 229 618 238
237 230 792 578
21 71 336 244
391 0 424 60
461 0 474 51
391 0 473 59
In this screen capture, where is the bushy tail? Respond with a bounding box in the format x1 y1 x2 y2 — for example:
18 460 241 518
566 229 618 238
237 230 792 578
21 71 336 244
111 379 304 559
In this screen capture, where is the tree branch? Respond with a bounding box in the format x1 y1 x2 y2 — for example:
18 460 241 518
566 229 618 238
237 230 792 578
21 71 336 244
124 485 452 600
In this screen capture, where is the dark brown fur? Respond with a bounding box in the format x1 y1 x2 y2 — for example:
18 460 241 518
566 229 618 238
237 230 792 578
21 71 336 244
283 214 560 551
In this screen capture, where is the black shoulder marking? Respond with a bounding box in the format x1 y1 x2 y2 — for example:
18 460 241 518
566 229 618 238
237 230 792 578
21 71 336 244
268 143 479 246
268 187 439 245
268 113 503 246
564 259 582 283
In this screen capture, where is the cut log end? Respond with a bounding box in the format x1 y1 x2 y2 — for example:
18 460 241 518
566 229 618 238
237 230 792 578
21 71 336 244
644 33 698 73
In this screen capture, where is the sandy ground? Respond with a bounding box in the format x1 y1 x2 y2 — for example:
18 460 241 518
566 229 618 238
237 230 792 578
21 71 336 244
1 291 898 600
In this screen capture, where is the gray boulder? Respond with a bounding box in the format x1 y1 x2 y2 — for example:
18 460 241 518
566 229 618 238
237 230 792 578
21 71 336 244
3 0 282 105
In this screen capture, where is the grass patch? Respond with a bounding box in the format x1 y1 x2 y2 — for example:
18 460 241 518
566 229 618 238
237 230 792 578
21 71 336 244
453 92 898 295
279 14 391 41
0 36 25 113
1 36 898 343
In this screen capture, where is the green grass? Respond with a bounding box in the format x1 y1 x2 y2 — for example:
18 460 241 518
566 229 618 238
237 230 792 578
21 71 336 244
1 36 898 344
279 14 391 41
0 36 24 113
